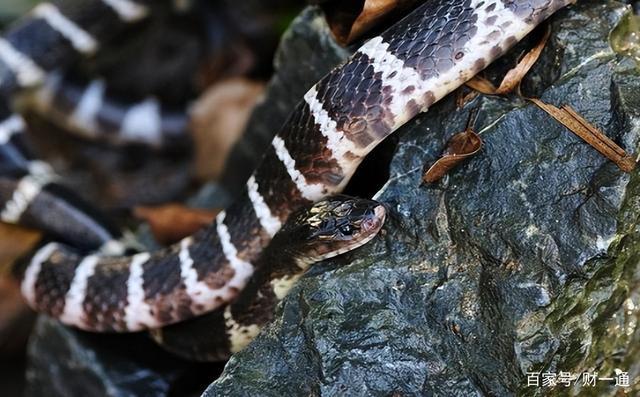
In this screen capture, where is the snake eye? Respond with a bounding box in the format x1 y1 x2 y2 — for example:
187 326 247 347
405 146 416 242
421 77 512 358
339 225 354 236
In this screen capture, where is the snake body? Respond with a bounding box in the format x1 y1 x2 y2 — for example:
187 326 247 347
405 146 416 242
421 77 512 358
152 196 386 360
0 0 154 248
10 0 572 333
27 72 190 147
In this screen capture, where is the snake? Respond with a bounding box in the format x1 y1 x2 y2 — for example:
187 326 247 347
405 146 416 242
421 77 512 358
0 1 162 251
0 0 274 246
150 195 386 360
5 0 572 350
25 71 191 147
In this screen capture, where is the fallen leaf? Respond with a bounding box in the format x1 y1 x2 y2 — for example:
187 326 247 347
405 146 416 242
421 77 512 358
134 204 219 245
190 78 265 181
0 223 41 276
423 110 483 183
456 88 479 109
0 276 34 356
348 0 406 43
466 26 550 95
465 76 499 96
321 0 422 45
528 98 636 172
0 223 39 355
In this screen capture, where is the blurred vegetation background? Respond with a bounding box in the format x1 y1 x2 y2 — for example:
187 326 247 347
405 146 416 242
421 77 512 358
0 0 38 24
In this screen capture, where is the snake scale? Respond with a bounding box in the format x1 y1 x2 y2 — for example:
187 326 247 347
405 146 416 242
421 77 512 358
1 0 573 358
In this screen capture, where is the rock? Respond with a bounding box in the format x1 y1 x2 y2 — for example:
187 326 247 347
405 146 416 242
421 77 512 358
25 317 222 397
204 1 640 396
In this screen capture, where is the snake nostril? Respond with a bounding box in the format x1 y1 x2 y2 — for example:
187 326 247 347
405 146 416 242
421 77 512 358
361 217 379 232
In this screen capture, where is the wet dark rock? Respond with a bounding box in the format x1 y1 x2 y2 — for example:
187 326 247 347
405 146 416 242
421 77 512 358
25 317 221 397
205 1 640 396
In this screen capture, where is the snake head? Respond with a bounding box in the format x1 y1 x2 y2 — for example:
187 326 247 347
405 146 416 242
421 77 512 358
281 195 386 264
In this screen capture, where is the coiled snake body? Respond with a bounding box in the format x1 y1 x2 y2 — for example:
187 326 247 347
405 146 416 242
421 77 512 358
0 0 153 249
3 0 572 356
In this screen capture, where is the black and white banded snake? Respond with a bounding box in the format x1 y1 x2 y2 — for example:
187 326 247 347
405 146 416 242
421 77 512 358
0 0 157 251
1 0 574 360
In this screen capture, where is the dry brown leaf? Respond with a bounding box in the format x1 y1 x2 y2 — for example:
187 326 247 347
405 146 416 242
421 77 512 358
0 223 41 276
0 224 40 353
423 113 483 183
495 28 550 94
466 27 550 95
349 0 403 43
528 98 636 172
0 276 34 355
465 76 498 96
322 0 422 45
134 204 219 245
456 89 479 109
191 78 265 181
